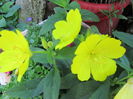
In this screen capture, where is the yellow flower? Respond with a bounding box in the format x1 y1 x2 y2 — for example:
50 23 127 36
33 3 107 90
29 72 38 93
52 8 82 49
71 34 125 81
114 78 133 99
0 30 32 82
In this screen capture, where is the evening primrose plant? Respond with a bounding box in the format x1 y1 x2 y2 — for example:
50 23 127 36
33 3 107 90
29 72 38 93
0 0 133 99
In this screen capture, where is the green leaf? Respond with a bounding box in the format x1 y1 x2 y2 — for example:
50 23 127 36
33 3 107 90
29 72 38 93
116 15 127 20
61 80 100 99
89 25 100 34
0 2 3 6
6 79 42 98
86 25 100 36
33 78 47 97
32 53 49 64
43 69 61 99
1 2 14 13
48 0 70 8
126 47 133 65
61 73 80 89
118 71 128 80
39 12 66 36
54 7 67 15
66 1 81 10
116 55 131 71
0 17 6 27
113 31 133 48
90 81 110 99
31 47 49 64
56 46 77 60
81 9 100 22
5 5 20 18
5 69 60 99
100 10 110 16
56 59 71 73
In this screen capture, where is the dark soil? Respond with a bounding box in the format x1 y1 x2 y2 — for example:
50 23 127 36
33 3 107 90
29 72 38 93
117 4 133 33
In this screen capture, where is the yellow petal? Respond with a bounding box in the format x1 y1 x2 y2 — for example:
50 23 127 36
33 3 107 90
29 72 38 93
0 30 18 50
55 39 73 49
0 30 31 82
17 57 30 82
91 56 116 81
95 37 126 59
16 30 29 48
71 55 91 81
75 34 104 55
71 34 125 82
16 30 32 57
52 9 82 49
53 21 68 39
114 78 133 99
0 50 24 72
0 30 30 53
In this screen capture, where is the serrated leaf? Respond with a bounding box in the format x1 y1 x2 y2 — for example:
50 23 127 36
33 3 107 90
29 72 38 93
48 0 70 8
90 81 110 99
5 5 20 18
6 78 42 98
0 17 6 27
43 69 61 99
116 55 131 71
81 9 100 22
113 31 133 48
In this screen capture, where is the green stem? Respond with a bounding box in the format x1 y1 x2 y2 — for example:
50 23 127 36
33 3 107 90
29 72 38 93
115 72 133 85
48 48 57 70
32 51 47 54
32 49 58 70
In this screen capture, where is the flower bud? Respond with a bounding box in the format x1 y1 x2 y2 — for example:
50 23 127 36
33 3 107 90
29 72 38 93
41 37 48 50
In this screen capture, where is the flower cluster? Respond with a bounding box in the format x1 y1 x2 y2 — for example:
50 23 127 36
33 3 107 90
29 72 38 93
0 8 126 92
53 9 125 81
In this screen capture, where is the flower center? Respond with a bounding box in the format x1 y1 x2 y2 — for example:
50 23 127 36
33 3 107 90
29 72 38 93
90 51 95 55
